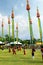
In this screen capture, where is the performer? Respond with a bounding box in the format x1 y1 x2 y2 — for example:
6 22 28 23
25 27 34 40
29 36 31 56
12 46 16 55
17 45 21 51
9 46 11 53
32 47 35 59
23 45 26 55
41 45 43 60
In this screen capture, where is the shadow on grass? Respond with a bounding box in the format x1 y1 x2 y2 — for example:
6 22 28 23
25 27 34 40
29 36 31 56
0 59 43 64
20 57 43 64
22 59 43 64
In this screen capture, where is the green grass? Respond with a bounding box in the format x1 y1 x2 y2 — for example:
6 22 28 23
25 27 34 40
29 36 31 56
0 49 43 65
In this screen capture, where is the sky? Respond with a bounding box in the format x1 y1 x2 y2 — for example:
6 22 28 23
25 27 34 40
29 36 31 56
0 0 43 40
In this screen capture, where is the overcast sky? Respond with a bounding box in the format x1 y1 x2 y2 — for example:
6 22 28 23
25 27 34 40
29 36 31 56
0 0 43 40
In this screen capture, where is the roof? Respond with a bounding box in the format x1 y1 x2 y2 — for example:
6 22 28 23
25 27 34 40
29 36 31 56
10 41 22 45
14 41 22 44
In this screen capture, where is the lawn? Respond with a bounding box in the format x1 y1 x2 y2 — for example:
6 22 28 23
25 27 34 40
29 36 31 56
0 49 43 65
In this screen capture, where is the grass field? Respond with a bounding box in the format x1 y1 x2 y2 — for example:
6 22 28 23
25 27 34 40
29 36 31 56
0 49 43 65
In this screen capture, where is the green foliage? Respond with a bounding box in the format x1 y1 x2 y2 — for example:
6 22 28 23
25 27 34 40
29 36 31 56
36 39 41 42
33 38 36 44
0 35 40 45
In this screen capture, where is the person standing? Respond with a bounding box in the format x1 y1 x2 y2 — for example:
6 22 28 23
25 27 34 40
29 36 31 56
41 45 43 60
32 47 35 59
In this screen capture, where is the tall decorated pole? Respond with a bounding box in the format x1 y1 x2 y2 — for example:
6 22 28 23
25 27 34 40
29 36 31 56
16 22 18 44
8 17 10 42
2 20 4 41
37 7 42 44
26 0 33 44
11 9 16 54
11 9 14 41
30 18 33 44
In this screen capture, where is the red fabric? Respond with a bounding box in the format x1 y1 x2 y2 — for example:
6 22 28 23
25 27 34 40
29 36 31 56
12 48 16 54
41 48 43 52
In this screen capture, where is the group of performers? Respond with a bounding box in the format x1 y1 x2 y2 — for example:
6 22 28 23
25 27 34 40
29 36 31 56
8 45 43 60
8 45 22 54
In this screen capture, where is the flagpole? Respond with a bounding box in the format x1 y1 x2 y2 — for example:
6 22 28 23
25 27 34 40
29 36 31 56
16 22 18 44
11 9 14 42
26 0 33 44
30 18 33 44
37 7 42 44
2 20 4 42
8 17 10 42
